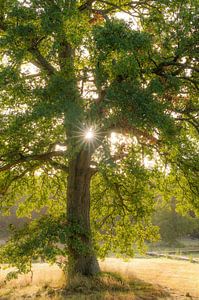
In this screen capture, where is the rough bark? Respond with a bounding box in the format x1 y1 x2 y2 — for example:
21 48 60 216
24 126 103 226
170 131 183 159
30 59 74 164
67 149 100 277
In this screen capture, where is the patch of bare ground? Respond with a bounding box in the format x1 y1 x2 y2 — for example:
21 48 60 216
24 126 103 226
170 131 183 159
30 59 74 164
0 258 199 299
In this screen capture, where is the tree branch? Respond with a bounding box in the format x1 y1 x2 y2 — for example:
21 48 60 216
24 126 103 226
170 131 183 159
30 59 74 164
178 76 199 90
0 151 66 172
107 122 158 144
78 0 95 11
152 59 198 78
95 0 136 17
29 47 56 76
176 117 199 134
0 164 41 196
48 160 69 173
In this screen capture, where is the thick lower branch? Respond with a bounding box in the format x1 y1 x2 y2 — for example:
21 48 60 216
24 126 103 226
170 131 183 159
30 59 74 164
0 151 66 172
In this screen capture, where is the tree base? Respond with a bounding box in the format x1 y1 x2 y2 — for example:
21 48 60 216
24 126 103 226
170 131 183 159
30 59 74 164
68 254 100 278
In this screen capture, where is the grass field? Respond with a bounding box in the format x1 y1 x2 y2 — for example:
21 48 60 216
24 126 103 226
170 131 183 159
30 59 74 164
0 258 199 299
101 258 199 298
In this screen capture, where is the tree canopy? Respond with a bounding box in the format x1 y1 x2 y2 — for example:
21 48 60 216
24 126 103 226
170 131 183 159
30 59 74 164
0 0 198 278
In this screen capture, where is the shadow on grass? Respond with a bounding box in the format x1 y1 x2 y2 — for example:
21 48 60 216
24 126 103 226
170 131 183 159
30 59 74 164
31 272 171 300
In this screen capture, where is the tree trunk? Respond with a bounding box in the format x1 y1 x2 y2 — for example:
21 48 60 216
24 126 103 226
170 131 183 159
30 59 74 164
67 149 100 277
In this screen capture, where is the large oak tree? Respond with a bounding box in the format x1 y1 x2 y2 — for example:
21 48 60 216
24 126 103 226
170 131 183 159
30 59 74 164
0 0 198 279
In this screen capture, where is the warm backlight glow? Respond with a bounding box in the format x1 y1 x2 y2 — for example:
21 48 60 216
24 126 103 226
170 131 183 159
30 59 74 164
85 128 94 140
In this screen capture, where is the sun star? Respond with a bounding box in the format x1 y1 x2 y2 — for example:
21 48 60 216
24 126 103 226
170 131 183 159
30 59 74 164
85 128 94 140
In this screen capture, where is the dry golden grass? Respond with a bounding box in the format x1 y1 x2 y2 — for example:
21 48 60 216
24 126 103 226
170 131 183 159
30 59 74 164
101 258 199 299
0 258 199 299
0 263 65 299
